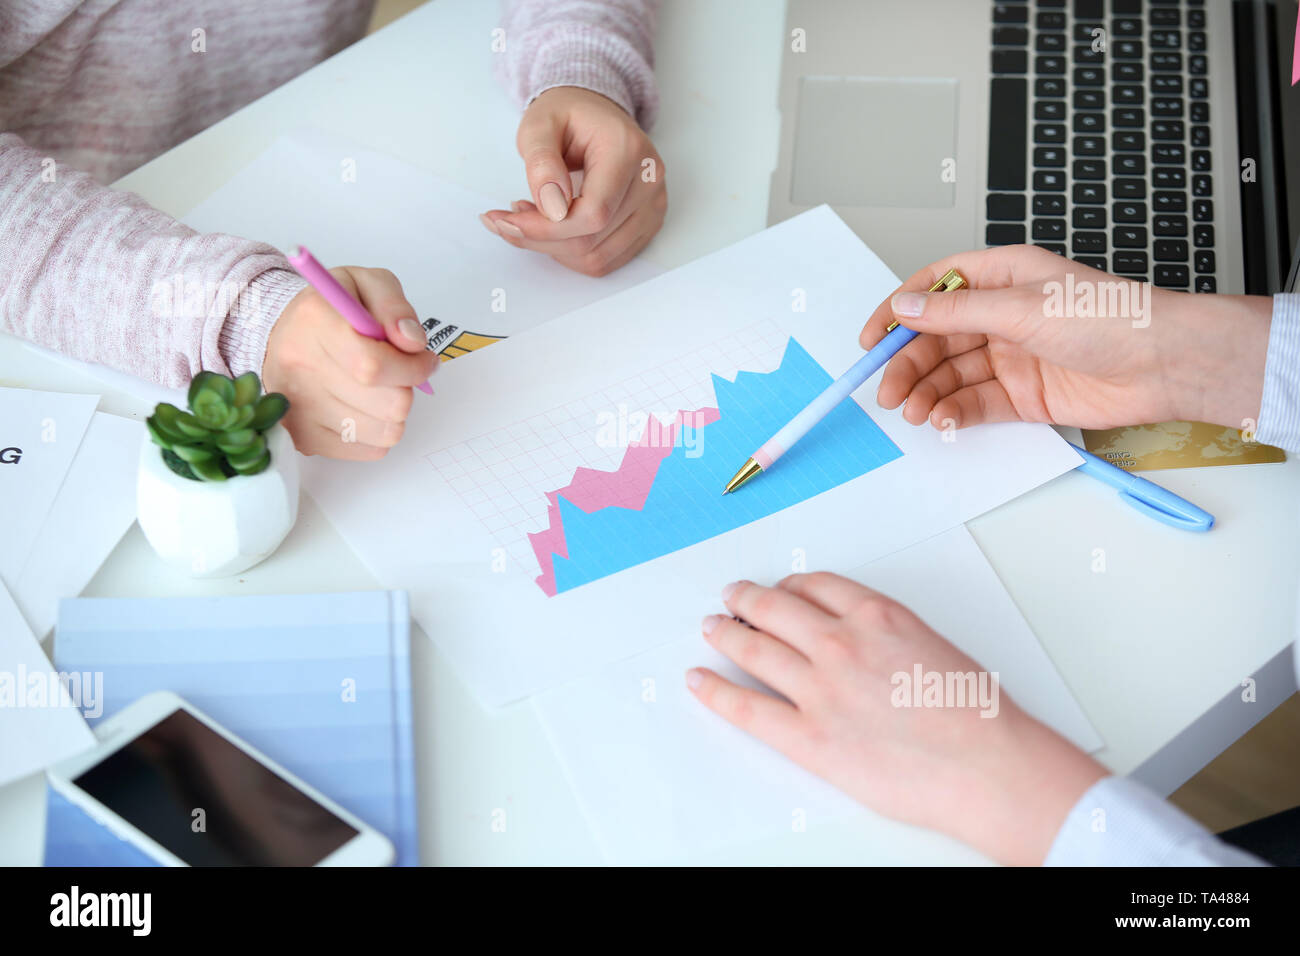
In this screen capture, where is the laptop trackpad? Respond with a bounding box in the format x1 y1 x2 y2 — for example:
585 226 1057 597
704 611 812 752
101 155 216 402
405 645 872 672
791 76 958 208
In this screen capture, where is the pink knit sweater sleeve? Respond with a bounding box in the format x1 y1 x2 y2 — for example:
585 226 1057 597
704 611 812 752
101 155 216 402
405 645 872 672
496 0 661 129
0 133 304 388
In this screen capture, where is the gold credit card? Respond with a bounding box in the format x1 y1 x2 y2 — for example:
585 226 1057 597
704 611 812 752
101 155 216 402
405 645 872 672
1082 421 1287 471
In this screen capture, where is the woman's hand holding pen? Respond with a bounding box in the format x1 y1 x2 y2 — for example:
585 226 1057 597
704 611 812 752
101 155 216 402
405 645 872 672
859 245 1271 434
687 574 1108 866
263 266 439 460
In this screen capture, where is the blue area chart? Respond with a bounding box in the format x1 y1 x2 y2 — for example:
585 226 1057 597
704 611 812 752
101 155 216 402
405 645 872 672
538 338 903 595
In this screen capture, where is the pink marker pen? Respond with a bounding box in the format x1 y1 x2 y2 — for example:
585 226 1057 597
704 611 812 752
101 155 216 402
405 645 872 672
287 245 433 395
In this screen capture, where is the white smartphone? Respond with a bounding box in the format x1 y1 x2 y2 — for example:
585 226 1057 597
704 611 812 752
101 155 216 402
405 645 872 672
47 690 395 866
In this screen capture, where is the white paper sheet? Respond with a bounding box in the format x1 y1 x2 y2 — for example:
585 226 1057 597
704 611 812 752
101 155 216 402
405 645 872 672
11 412 144 638
182 130 664 349
303 206 1084 705
0 388 99 588
0 580 96 788
533 526 1103 864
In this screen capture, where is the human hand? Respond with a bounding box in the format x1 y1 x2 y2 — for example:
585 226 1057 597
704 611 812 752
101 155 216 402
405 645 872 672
481 86 666 276
860 245 1271 432
262 266 438 459
687 573 1107 865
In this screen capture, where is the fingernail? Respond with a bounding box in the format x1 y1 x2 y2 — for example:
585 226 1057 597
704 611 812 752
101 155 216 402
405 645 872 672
702 614 723 636
496 220 525 239
892 292 928 317
685 669 704 690
721 581 744 601
539 182 569 222
479 213 499 235
398 318 425 346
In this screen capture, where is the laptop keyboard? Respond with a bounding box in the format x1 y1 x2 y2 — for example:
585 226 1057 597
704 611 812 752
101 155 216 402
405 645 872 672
986 0 1217 292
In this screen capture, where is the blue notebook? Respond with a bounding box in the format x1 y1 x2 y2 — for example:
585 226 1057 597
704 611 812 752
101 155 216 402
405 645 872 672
43 591 418 866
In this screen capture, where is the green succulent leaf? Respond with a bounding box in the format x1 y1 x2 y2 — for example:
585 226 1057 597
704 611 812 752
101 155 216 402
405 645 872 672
249 393 289 432
146 415 182 449
232 372 261 408
174 412 213 440
224 436 268 468
188 371 229 409
192 391 232 429
216 428 257 452
150 404 189 440
171 444 216 464
229 451 271 476
189 458 229 482
232 405 256 429
160 448 198 481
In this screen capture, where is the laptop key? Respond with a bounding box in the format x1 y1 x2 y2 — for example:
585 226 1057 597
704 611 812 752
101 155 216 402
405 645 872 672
1037 12 1067 30
1074 135 1105 155
1074 183 1106 204
1113 39 1143 59
1036 243 1067 256
1188 10 1207 30
1194 276 1217 293
1150 52 1181 72
993 4 1029 23
1033 194 1066 216
1190 54 1208 75
1154 240 1189 261
1154 264 1190 287
987 223 1027 246
1150 8 1180 27
1114 178 1146 198
1194 250 1216 274
1034 170 1066 191
1113 226 1148 247
1073 113 1104 133
1113 201 1147 223
1074 89 1105 109
1072 232 1107 254
1034 146 1066 166
1036 78 1066 97
1075 256 1108 270
1114 85 1144 105
1113 131 1145 151
1152 97 1183 117
1193 224 1214 247
1113 252 1149 274
1074 66 1104 86
1150 29 1180 49
1152 167 1186 189
1153 214 1188 236
1192 174 1212 197
1037 55 1067 74
1188 32 1206 52
1074 159 1106 180
1152 75 1182 93
1192 199 1213 221
994 26 1030 45
1073 44 1103 63
1036 100 1066 120
1113 62 1143 83
1153 191 1187 212
1113 108 1144 127
1190 101 1209 123
987 194 1027 221
1115 154 1146 175
987 78 1028 190
1151 144 1185 165
1035 123 1066 144
1191 125 1210 147
1112 18 1142 37
1074 207 1106 229
1189 77 1208 98
994 50 1029 73
1037 33 1067 52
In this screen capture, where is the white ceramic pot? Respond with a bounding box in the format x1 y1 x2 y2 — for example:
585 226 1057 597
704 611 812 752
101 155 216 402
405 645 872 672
137 424 300 577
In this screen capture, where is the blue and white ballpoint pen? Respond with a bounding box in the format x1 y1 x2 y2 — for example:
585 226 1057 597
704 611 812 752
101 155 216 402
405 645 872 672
723 268 967 494
1068 442 1214 532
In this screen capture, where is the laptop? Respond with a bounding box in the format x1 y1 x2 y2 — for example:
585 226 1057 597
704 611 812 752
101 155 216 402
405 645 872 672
768 0 1295 467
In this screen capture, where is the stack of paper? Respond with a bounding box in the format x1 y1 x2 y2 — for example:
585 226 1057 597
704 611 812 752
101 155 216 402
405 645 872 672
0 386 142 638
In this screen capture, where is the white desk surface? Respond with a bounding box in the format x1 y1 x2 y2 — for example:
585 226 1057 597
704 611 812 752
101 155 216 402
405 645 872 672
2 0 1297 865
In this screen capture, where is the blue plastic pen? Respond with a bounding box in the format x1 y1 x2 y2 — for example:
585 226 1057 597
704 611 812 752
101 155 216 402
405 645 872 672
1068 442 1214 532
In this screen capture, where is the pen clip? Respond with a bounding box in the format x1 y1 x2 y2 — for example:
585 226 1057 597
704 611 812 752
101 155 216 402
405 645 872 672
1116 490 1215 533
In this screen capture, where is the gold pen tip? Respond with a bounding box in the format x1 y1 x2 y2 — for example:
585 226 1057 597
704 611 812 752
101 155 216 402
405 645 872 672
723 458 763 495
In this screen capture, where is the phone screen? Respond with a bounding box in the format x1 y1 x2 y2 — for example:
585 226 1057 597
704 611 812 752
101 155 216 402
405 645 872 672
74 709 358 866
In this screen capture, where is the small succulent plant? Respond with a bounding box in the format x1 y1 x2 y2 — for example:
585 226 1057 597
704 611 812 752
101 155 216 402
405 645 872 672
146 372 289 482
